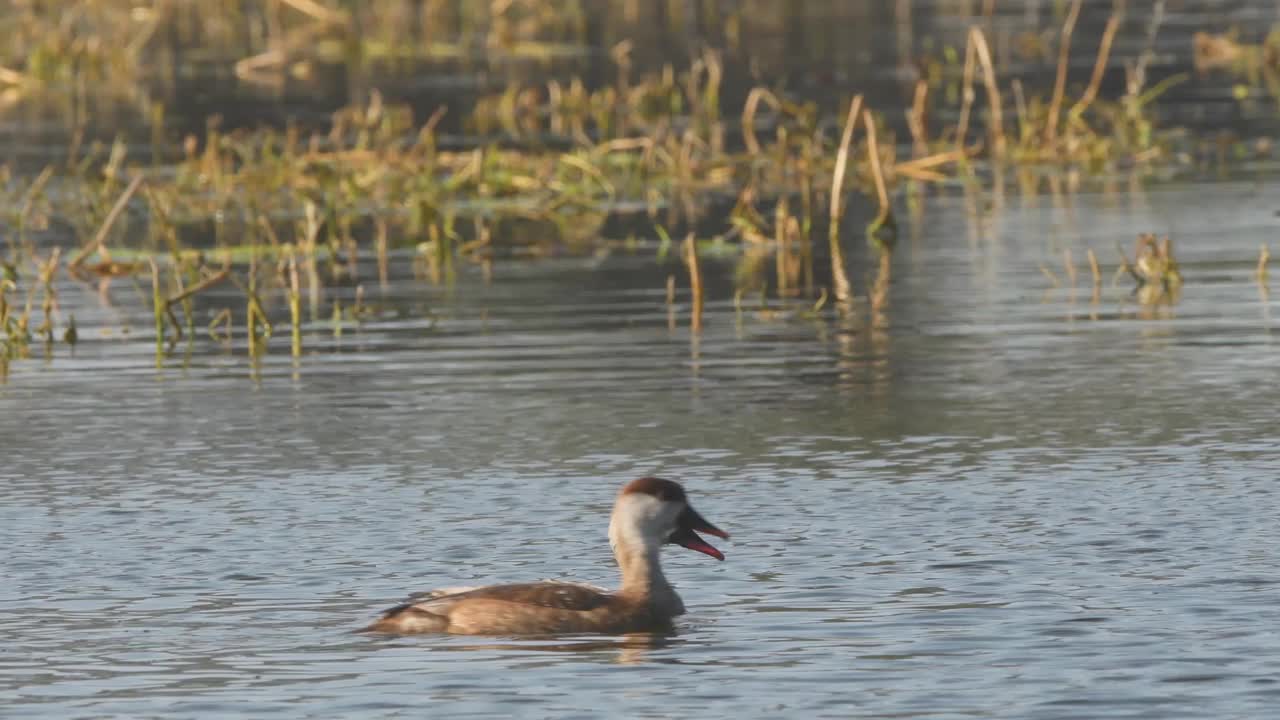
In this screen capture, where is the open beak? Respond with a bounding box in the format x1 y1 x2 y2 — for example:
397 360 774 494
668 505 729 561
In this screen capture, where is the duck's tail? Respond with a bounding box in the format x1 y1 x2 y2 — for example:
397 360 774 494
360 603 450 634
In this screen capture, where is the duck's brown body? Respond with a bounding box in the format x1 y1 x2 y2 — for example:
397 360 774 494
366 582 680 635
364 477 727 636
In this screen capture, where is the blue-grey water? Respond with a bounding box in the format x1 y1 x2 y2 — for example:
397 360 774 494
6 1 1280 716
3 179 1279 718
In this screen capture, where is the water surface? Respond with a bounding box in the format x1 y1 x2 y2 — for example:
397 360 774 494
4 180 1279 718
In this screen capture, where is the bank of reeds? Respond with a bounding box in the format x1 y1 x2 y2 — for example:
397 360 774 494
0 0 1274 369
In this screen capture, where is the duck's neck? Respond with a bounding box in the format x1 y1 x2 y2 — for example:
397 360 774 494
609 528 683 614
615 543 669 595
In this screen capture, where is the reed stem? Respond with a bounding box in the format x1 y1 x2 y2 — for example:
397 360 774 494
1045 0 1082 143
72 175 145 267
148 257 164 367
289 255 302 357
684 233 703 333
829 95 863 306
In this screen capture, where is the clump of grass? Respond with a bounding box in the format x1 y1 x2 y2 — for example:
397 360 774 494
1193 29 1280 101
1117 233 1183 305
0 260 35 380
941 1 1184 171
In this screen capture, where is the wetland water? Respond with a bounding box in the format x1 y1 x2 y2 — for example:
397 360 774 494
4 181 1280 718
5 1 1280 718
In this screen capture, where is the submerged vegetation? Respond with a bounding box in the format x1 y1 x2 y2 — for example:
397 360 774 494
1 0 1278 379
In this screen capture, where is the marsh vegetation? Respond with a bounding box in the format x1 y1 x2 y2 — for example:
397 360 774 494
0 0 1276 379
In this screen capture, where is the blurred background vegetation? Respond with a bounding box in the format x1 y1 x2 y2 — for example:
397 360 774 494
2 0 1278 375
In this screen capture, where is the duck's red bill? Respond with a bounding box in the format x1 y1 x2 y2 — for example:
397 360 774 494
680 506 729 538
670 506 729 560
674 529 724 560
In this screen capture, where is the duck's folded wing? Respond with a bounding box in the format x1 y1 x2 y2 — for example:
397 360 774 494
408 581 611 612
366 582 615 633
406 586 481 603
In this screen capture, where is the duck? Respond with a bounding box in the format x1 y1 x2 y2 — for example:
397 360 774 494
364 477 728 635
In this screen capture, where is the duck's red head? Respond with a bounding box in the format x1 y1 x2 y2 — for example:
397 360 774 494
617 477 729 560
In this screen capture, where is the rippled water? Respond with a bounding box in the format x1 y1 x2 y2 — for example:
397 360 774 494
3 181 1279 718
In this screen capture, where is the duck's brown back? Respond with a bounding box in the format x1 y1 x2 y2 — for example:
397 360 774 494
365 582 674 635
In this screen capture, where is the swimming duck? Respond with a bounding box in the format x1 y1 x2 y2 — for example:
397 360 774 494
364 477 728 635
